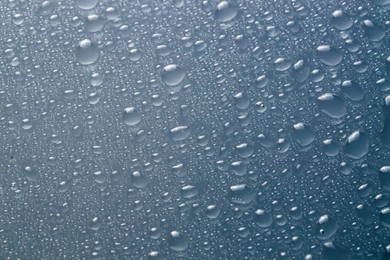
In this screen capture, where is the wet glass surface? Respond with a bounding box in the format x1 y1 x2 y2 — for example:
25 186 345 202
0 0 390 259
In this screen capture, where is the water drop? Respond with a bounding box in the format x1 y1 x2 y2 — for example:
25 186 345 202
75 0 98 9
344 131 369 159
315 215 338 240
161 64 185 86
331 10 353 30
379 166 390 191
317 45 343 66
254 209 273 228
341 80 364 101
168 231 189 252
317 93 346 119
380 207 390 228
214 1 238 22
170 126 191 141
122 107 141 126
76 39 99 65
292 123 315 146
363 20 385 42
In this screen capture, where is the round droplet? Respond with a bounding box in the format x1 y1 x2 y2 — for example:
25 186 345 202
254 209 273 228
317 93 346 119
131 171 148 188
76 39 99 65
25 166 38 182
75 0 98 9
323 139 339 157
292 123 315 146
206 205 220 219
341 80 364 101
273 58 291 72
233 92 250 109
292 60 310 83
255 75 269 88
214 1 238 22
168 231 189 252
317 45 343 66
123 107 141 126
331 10 353 30
344 131 369 160
231 161 246 176
93 171 106 184
363 20 385 42
315 215 338 240
236 143 254 158
85 14 104 32
88 217 101 231
161 64 185 86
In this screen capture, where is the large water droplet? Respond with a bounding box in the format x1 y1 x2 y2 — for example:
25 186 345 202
254 209 273 228
317 45 343 66
75 0 98 9
381 95 390 148
85 14 104 33
344 131 369 159
131 171 148 188
214 1 238 22
379 166 390 191
122 107 141 126
380 207 390 228
292 123 315 146
161 64 185 86
315 215 338 240
341 80 364 101
168 231 189 252
363 20 385 42
317 93 347 118
25 166 38 182
75 39 99 65
228 184 256 205
331 10 353 30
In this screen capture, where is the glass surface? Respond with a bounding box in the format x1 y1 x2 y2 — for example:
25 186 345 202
0 0 390 259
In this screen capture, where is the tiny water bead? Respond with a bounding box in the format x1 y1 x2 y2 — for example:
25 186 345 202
75 39 100 65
